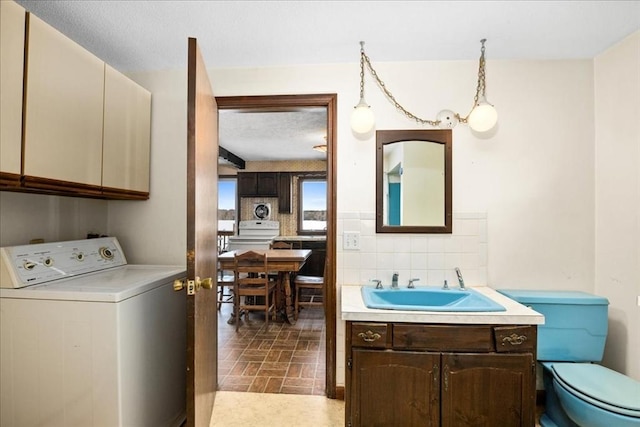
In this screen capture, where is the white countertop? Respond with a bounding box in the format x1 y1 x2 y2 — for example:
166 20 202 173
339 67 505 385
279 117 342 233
341 285 544 325
276 235 326 241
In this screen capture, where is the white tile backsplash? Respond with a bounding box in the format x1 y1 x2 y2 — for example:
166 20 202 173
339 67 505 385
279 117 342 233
338 212 488 287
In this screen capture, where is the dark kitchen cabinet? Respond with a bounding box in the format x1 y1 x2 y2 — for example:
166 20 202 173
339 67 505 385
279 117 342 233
237 172 278 197
346 322 536 427
273 238 326 277
278 172 292 213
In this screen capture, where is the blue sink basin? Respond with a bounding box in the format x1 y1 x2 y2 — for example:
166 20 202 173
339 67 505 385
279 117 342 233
361 286 506 312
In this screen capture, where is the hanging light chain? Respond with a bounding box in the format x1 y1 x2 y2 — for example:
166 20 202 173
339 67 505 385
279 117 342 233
358 41 366 101
466 38 487 121
360 48 440 126
357 39 490 127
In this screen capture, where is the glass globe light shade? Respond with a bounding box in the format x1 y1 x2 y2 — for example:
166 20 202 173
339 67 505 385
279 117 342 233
467 100 498 132
436 109 459 129
350 100 375 134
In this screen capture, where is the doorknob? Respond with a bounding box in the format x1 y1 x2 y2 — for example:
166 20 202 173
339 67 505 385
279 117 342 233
197 277 213 289
174 277 212 295
173 279 185 291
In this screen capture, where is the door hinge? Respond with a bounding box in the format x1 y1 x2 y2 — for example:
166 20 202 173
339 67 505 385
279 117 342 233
347 358 352 370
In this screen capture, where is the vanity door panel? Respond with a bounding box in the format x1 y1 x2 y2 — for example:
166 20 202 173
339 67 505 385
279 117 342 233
351 348 439 427
440 352 535 427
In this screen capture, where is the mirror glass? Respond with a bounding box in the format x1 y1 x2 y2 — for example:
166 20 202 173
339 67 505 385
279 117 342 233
376 129 452 233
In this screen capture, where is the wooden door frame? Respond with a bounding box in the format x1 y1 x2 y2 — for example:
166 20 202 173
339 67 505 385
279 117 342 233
216 94 338 398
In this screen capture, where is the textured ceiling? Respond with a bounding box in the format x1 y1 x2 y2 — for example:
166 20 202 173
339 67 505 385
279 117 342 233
14 1 639 163
15 1 640 72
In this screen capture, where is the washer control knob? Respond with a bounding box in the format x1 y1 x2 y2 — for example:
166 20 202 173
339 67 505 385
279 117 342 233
23 261 37 270
99 247 114 260
43 257 54 267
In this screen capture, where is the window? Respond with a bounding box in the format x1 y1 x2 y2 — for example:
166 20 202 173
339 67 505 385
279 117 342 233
298 177 327 234
218 177 236 232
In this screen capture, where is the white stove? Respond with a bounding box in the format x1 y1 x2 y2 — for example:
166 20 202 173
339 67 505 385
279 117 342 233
0 237 187 426
227 220 280 251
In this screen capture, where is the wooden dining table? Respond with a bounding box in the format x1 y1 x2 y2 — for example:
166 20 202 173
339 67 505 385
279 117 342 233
218 249 311 324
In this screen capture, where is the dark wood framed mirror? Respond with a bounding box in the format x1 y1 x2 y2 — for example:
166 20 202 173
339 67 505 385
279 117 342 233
376 129 452 233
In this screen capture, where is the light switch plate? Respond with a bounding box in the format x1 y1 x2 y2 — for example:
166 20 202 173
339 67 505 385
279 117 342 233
343 232 360 250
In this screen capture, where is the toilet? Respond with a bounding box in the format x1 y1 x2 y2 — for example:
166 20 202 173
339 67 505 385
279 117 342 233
498 289 640 427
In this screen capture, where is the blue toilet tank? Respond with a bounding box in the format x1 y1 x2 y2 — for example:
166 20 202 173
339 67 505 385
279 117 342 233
498 289 609 362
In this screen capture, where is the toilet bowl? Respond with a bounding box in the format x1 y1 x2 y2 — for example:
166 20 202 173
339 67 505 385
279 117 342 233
498 290 640 427
541 362 640 427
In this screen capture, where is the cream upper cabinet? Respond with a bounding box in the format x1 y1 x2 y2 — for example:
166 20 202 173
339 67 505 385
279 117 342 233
23 13 105 189
0 0 26 183
102 65 151 195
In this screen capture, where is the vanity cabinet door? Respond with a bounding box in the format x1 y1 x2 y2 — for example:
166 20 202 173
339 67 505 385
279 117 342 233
102 64 151 199
440 352 535 427
23 14 104 194
0 0 25 186
350 349 440 427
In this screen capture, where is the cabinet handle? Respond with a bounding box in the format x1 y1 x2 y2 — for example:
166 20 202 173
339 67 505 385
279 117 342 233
443 364 449 392
357 330 382 342
433 364 439 387
502 333 528 346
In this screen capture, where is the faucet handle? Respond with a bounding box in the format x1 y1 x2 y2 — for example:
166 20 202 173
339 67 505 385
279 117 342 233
408 278 420 288
370 279 383 289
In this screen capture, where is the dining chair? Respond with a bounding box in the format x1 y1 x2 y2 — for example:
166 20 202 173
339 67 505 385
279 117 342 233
270 241 293 250
233 250 277 331
293 258 326 320
216 262 235 311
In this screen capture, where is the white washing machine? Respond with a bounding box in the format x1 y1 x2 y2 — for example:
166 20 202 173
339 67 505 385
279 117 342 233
0 237 187 427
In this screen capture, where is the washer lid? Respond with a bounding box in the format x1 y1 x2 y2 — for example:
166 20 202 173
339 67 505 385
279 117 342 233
551 363 640 415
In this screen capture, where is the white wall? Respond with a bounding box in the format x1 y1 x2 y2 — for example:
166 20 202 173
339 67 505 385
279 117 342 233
5 43 635 383
104 57 602 386
594 31 640 380
0 192 108 247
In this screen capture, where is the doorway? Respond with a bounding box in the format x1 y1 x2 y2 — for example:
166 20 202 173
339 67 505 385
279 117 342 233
215 94 337 398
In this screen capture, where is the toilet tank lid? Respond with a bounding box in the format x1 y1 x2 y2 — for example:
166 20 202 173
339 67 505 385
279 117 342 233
497 289 609 305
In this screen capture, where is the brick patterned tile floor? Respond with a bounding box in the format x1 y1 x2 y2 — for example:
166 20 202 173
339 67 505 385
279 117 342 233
218 302 326 395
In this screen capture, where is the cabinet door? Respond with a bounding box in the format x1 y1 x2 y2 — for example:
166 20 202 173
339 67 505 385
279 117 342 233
0 0 25 185
102 65 151 198
277 172 292 213
257 172 277 196
441 353 534 427
350 349 439 427
24 14 104 191
237 172 257 196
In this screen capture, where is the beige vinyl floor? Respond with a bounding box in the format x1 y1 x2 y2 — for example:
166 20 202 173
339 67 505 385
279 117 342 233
209 391 345 427
209 391 544 427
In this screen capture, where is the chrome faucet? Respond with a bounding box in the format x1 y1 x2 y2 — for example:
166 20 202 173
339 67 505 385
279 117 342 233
371 279 383 289
391 272 399 289
408 278 419 288
454 267 466 290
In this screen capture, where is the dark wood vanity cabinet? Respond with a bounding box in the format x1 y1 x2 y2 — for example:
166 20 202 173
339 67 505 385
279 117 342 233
237 172 278 197
346 322 537 427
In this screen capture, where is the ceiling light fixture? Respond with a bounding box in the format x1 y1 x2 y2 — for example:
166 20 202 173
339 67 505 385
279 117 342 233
351 39 498 134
